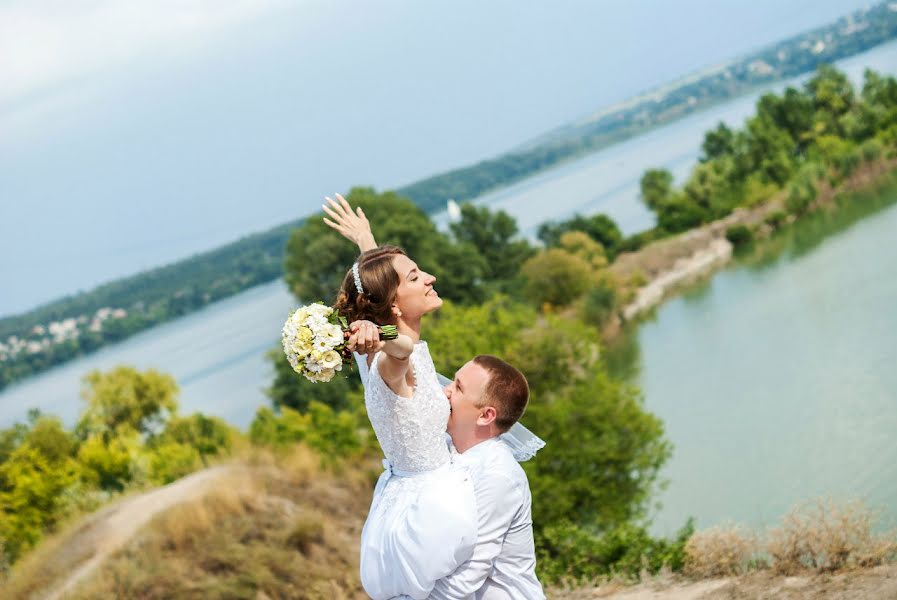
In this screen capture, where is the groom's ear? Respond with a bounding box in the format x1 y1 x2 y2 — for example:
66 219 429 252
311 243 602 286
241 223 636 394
477 406 498 427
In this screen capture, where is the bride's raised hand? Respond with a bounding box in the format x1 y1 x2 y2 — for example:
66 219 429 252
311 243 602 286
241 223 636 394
346 320 385 355
322 193 377 252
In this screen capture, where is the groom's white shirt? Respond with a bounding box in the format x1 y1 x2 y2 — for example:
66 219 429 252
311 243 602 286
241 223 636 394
429 437 545 600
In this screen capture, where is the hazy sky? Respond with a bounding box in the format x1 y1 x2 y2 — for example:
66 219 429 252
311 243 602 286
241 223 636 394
0 0 875 317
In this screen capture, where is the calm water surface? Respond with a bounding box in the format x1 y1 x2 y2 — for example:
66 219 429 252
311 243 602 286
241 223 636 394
607 191 897 534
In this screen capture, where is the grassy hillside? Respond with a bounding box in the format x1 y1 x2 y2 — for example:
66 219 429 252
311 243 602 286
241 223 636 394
4 446 377 600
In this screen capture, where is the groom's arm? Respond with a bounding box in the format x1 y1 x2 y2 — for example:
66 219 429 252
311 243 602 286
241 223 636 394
429 473 521 599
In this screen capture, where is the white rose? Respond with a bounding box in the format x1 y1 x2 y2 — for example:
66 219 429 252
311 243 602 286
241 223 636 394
307 303 332 318
321 323 344 346
319 350 341 369
306 314 328 331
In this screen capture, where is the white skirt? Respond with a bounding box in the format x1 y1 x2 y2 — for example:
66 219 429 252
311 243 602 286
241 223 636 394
360 460 477 600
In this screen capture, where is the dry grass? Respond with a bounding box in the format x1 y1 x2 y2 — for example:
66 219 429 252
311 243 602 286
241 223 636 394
766 499 897 575
684 524 757 578
3 444 377 600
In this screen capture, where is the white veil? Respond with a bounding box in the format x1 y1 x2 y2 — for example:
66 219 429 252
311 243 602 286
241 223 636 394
354 352 545 462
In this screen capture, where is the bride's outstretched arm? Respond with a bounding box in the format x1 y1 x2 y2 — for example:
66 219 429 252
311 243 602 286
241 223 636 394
347 320 414 396
322 193 377 252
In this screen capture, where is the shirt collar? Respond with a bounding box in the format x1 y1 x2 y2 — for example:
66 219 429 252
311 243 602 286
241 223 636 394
458 436 501 461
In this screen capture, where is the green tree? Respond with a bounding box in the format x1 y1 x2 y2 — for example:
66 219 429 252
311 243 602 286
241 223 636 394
700 122 735 161
22 416 73 464
155 412 234 466
744 114 797 185
449 204 534 285
582 278 618 329
0 423 28 465
754 88 815 153
806 64 856 137
537 214 623 259
76 430 140 491
76 366 179 439
0 446 78 561
639 169 674 212
424 296 537 377
523 368 670 533
520 249 593 308
147 443 201 485
557 231 607 270
249 402 370 460
506 314 601 398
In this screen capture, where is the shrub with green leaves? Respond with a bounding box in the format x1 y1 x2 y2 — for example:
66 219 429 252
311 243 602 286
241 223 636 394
725 225 753 247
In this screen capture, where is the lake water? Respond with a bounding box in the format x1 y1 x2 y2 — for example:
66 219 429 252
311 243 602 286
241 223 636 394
2 40 896 533
606 188 897 535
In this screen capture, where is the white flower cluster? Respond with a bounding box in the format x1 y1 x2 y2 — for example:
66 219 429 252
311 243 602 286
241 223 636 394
281 303 346 383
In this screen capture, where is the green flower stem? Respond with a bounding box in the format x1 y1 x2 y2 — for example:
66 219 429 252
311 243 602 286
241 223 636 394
378 325 398 340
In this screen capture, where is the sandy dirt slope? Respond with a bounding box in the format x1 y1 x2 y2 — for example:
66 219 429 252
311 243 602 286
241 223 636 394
40 465 238 600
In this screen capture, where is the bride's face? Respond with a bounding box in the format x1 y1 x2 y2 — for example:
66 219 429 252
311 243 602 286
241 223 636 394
391 254 442 320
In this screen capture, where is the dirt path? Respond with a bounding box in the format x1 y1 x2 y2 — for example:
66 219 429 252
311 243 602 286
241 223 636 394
40 465 238 600
554 565 897 599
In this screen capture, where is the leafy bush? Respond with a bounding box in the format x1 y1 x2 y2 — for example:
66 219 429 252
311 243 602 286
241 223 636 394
156 413 234 465
249 402 370 461
148 443 201 485
425 296 536 376
785 170 818 216
536 519 694 584
523 369 670 533
860 137 883 162
725 225 753 247
76 366 179 438
764 211 787 229
538 213 624 259
521 249 593 307
76 432 140 491
0 447 78 561
582 279 618 328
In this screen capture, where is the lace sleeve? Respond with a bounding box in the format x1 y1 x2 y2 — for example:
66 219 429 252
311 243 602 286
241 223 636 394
434 372 545 462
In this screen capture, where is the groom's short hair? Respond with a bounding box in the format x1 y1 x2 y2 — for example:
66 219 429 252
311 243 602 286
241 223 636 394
472 355 529 433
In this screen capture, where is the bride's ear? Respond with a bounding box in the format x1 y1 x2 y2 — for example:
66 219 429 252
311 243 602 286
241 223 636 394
391 302 402 318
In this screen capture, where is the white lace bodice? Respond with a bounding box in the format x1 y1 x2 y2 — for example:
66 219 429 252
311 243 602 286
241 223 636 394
365 341 451 473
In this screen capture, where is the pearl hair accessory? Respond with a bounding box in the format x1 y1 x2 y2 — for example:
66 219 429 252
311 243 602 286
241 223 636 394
352 262 364 295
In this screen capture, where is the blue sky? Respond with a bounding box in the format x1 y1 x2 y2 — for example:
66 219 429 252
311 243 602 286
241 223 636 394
0 0 874 317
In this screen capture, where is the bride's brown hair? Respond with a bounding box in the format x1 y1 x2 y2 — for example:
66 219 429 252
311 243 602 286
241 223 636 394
333 245 407 325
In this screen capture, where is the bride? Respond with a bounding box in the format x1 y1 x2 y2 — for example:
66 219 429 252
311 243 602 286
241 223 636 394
325 194 543 599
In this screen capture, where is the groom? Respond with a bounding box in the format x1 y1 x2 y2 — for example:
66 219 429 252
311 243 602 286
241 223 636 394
428 354 545 599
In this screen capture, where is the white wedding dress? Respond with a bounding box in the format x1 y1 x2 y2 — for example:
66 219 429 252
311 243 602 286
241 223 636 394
359 341 478 600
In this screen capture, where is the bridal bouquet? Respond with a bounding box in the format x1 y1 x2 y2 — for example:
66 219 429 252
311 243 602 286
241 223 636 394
282 303 397 383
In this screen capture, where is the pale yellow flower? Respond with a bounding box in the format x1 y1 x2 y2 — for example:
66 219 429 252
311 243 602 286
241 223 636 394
319 350 341 369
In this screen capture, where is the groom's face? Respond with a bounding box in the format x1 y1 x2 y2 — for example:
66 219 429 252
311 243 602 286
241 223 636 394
445 361 491 439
